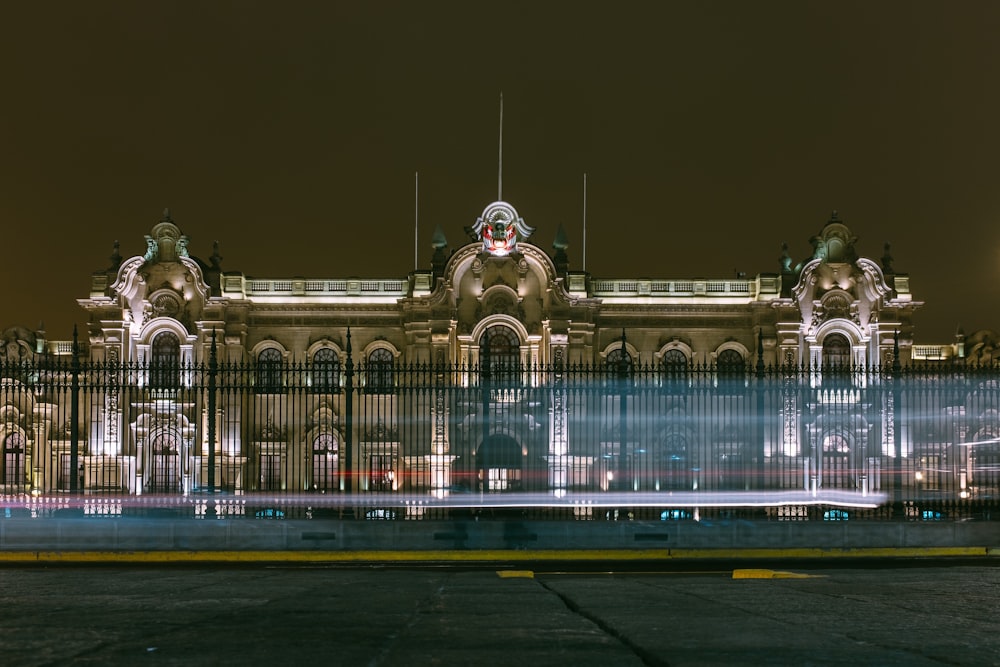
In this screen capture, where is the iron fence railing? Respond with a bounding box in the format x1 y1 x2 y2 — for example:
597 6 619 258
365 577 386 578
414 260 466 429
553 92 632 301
1 355 998 521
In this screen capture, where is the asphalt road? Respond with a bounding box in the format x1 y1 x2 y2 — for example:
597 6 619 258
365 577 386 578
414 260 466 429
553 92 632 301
2 563 998 666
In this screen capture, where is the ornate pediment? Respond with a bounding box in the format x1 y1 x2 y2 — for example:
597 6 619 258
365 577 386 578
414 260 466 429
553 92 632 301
105 213 212 332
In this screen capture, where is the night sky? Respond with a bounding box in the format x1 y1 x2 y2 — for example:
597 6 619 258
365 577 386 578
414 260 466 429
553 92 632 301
2 2 999 343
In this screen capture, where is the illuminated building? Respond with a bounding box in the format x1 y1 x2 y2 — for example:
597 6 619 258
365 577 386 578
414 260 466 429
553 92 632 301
0 203 996 510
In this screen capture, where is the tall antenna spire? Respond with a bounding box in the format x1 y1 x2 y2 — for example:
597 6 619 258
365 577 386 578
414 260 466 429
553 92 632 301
414 171 419 271
582 173 588 272
498 91 503 200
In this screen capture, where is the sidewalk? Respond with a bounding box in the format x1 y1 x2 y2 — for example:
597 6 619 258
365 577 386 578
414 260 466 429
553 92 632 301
2 516 998 563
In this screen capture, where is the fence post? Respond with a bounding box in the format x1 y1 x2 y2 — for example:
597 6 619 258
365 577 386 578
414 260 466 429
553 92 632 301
207 330 218 515
480 333 491 492
617 330 630 493
891 333 904 518
755 333 766 491
344 327 354 498
69 325 81 495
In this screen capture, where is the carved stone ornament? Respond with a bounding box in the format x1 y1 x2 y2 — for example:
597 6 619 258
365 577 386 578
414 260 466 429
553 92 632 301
469 201 536 257
153 292 181 317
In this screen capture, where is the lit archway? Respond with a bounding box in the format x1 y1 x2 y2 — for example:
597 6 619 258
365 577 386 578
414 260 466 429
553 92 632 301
476 434 523 492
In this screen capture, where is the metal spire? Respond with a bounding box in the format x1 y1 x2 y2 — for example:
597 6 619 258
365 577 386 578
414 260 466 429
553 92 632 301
498 92 503 201
582 173 587 272
414 171 419 271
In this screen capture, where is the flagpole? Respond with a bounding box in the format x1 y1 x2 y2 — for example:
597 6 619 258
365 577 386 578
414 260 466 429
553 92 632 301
582 173 587 272
498 92 503 201
414 171 419 271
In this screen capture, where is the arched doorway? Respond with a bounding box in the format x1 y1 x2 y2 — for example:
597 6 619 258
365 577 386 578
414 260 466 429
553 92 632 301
147 429 181 493
476 433 523 492
311 431 339 492
820 431 854 489
656 431 689 491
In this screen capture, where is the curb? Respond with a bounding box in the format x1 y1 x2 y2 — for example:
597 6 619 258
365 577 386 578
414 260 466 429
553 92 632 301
0 546 995 564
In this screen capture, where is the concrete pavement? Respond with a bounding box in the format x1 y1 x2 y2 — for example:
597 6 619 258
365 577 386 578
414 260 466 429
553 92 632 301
2 564 999 665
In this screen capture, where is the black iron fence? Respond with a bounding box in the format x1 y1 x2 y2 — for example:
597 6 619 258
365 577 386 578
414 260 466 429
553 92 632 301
1 354 998 521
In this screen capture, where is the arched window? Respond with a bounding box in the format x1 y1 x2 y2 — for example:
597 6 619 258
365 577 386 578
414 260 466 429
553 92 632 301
662 348 688 371
256 348 283 393
366 348 394 393
311 348 340 393
150 331 180 390
480 325 520 386
717 349 744 373
823 433 851 455
823 333 852 370
661 348 689 393
606 346 634 393
3 431 25 486
607 347 633 374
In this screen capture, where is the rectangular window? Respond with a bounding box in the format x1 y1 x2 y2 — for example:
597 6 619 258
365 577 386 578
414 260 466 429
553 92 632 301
312 454 338 492
260 455 281 491
369 455 394 491
4 451 23 485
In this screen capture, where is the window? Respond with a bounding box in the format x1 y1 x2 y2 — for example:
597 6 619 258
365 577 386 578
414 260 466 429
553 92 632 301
661 348 689 393
823 333 852 370
260 454 281 491
366 348 394 393
369 455 395 491
312 432 339 492
717 348 744 373
662 348 687 371
607 347 633 373
256 348 283 393
150 331 180 390
3 431 25 486
479 325 520 387
716 349 745 393
606 346 634 392
311 348 340 392
823 433 851 455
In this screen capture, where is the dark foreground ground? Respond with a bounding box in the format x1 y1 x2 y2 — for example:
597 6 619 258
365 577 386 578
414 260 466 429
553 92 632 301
2 561 999 666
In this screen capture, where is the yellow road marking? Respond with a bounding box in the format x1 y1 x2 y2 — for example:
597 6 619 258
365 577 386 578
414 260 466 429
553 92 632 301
497 570 535 578
732 568 823 579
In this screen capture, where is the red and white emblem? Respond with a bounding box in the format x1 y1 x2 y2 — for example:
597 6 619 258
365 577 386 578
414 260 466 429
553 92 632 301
471 202 535 257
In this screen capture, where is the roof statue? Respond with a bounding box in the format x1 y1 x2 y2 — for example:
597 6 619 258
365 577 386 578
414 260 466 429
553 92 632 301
210 240 223 270
143 235 158 263
779 242 792 273
108 240 122 271
431 225 448 250
552 223 569 251
881 242 894 273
